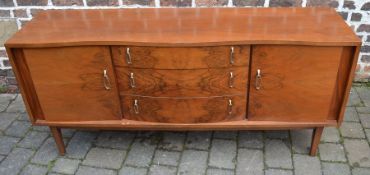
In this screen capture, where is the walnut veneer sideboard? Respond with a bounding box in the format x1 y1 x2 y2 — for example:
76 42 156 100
5 8 361 156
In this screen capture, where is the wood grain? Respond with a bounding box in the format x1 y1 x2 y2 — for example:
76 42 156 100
121 95 246 123
111 46 250 69
116 67 248 97
248 45 343 122
34 119 337 130
5 8 361 48
23 46 122 121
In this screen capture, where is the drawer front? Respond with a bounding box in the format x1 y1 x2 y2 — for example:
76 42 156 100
122 96 246 123
249 45 343 122
23 46 122 121
111 46 250 69
116 67 248 97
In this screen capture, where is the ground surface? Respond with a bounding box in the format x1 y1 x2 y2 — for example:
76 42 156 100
0 86 370 175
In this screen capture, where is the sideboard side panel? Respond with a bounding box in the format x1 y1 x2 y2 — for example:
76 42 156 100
6 48 45 122
335 46 361 126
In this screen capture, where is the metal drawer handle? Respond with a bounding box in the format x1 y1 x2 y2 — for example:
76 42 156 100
255 69 261 90
230 46 234 64
229 72 234 88
129 72 136 88
228 99 233 114
133 99 139 114
126 48 132 64
103 69 111 90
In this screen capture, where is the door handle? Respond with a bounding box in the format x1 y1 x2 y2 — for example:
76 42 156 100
103 69 111 90
126 48 132 64
228 99 233 115
230 46 234 64
255 69 261 90
229 72 234 88
129 72 136 88
133 99 139 114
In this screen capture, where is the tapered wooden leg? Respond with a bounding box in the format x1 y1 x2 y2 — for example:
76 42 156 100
310 127 324 156
50 127 65 156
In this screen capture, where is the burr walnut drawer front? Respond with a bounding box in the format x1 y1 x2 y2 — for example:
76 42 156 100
121 95 246 123
116 67 248 97
111 46 250 69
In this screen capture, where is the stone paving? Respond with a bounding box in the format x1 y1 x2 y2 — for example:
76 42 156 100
0 86 370 175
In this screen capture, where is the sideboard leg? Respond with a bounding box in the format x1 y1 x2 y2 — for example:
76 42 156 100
309 127 324 156
50 127 66 156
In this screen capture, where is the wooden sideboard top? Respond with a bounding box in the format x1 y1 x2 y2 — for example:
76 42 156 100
6 7 360 48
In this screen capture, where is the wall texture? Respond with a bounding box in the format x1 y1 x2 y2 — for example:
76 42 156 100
0 0 369 93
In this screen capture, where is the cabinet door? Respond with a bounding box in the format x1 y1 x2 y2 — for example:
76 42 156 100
23 46 121 121
249 45 343 122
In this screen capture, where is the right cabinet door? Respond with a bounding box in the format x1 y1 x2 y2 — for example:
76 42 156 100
249 45 343 122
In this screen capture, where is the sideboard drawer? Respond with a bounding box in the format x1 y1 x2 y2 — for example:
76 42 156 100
116 67 248 97
122 95 246 123
111 46 250 69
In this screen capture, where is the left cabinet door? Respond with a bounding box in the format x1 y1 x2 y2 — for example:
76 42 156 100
23 46 122 121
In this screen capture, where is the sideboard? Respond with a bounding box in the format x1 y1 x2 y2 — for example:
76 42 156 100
5 8 361 156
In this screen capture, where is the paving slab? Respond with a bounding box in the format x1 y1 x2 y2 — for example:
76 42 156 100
343 139 370 167
209 139 237 169
213 131 238 140
6 95 26 113
236 149 263 175
185 131 211 150
125 138 157 167
178 150 208 175
344 107 360 122
238 131 263 149
95 131 135 150
0 148 34 175
0 113 18 131
31 137 59 165
322 162 350 175
347 88 362 107
321 127 340 143
359 113 370 128
340 122 366 138
206 168 234 175
291 129 312 154
20 164 48 175
356 87 370 107
119 166 147 175
319 143 347 162
153 150 180 166
265 130 289 139
148 165 176 175
4 120 31 137
0 94 16 112
82 147 125 169
18 130 48 149
0 135 20 155
52 158 81 174
75 166 116 175
293 154 321 175
265 169 293 175
66 131 97 159
265 139 292 169
158 132 185 151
